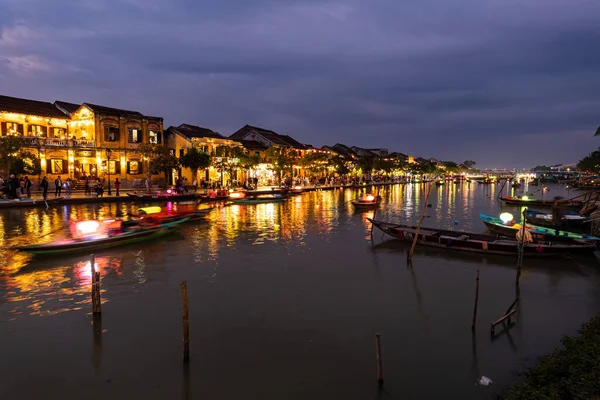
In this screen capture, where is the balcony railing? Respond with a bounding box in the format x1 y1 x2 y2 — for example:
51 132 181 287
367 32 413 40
19 137 96 148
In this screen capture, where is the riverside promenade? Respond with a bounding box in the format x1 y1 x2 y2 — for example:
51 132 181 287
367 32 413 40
0 181 402 208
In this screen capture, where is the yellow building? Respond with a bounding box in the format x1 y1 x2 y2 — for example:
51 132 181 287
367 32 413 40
54 101 164 185
0 94 164 186
165 124 242 185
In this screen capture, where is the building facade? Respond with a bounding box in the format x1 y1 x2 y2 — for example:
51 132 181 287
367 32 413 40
0 95 163 185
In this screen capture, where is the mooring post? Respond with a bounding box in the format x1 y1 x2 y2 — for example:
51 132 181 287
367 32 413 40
471 270 480 330
90 254 102 315
181 281 190 362
408 183 432 259
516 209 527 285
375 333 383 385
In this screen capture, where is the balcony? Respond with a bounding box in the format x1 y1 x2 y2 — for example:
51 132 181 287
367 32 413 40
45 137 70 147
73 139 96 148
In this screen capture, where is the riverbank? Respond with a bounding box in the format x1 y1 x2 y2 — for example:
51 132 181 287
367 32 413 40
0 181 403 208
500 315 600 399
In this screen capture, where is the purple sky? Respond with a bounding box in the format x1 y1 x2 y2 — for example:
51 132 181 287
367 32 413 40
1 0 599 168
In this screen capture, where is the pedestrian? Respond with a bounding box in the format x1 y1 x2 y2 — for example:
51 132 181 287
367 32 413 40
8 174 18 198
41 176 49 199
64 179 71 196
85 177 91 196
54 176 63 197
24 176 32 198
114 178 121 196
19 176 25 195
192 178 198 192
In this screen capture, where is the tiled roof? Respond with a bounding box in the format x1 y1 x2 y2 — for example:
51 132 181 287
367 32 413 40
54 100 81 115
230 124 304 147
241 140 268 150
168 124 226 140
0 94 69 119
83 103 144 118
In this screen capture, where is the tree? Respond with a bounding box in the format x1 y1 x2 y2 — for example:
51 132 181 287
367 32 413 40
264 147 294 184
443 161 460 174
328 155 351 176
299 152 329 177
179 147 211 182
356 156 374 176
594 126 600 136
135 143 178 190
0 136 41 176
373 158 395 175
577 149 600 173
459 160 476 171
532 165 551 172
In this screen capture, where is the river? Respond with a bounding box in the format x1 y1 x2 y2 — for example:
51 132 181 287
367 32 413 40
1 181 599 399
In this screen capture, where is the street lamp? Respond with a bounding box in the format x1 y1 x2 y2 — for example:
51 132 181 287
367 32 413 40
106 148 112 195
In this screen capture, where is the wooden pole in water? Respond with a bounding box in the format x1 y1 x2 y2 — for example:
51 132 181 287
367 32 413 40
90 254 102 315
516 209 527 285
408 183 432 259
471 269 480 330
181 281 190 362
375 333 383 385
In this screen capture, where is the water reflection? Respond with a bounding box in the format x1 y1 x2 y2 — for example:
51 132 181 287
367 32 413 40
0 183 594 322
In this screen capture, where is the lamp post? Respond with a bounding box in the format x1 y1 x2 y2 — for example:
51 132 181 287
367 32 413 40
106 148 112 195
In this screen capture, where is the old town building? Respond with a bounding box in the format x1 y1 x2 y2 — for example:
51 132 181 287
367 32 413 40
0 94 163 186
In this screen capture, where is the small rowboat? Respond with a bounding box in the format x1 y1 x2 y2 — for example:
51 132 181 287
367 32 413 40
0 197 63 208
524 209 587 231
11 218 189 256
127 193 200 201
136 206 214 223
480 214 599 244
232 194 291 204
352 194 382 210
368 219 596 257
499 196 583 209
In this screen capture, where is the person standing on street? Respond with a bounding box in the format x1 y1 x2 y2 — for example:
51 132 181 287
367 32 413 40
55 176 63 197
114 178 121 196
24 176 32 198
41 176 49 199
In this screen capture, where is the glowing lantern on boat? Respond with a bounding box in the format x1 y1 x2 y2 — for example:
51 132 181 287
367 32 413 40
229 192 245 199
522 195 529 200
294 186 302 190
138 206 162 215
76 220 100 235
167 189 172 194
365 195 375 201
499 212 514 224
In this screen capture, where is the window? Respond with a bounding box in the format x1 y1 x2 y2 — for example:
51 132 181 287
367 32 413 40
254 151 260 157
28 125 47 137
3 122 23 135
201 145 209 153
104 126 119 142
51 159 64 174
128 127 141 143
128 161 140 174
102 160 117 174
179 149 185 157
149 130 161 144
169 149 175 156
51 128 66 138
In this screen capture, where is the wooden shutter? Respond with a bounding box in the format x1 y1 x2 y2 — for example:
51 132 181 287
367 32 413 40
17 123 24 134
0 122 6 135
114 161 121 174
126 161 131 174
62 160 68 173
46 160 52 173
27 124 32 135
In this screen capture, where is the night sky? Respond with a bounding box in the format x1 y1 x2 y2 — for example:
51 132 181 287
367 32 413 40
1 0 599 168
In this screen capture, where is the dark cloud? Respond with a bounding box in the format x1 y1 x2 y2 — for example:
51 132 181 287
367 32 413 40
1 0 599 168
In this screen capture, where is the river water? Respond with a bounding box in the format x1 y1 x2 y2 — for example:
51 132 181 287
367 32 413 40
1 182 599 399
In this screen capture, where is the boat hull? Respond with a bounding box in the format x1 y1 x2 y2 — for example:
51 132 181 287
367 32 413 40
0 197 62 208
369 219 595 256
127 193 200 201
499 196 583 209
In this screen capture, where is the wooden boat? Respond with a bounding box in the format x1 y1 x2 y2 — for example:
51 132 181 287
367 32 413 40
0 197 62 208
127 192 199 201
499 196 583 209
352 194 382 210
232 193 291 204
10 218 189 256
368 219 595 256
480 214 599 243
135 206 214 223
524 209 587 231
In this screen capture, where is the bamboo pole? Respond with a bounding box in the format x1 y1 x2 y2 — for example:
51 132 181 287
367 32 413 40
90 254 102 315
471 270 480 330
408 183 432 260
375 333 383 385
181 281 190 362
516 209 527 285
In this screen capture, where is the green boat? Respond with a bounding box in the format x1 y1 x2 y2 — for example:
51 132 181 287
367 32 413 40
11 217 189 257
232 194 291 204
480 214 600 244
